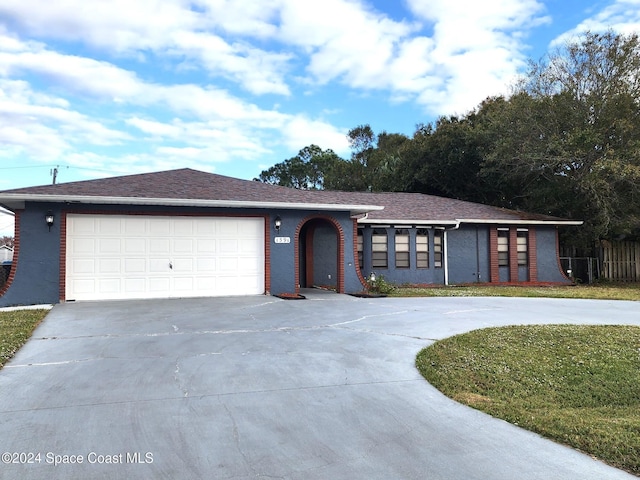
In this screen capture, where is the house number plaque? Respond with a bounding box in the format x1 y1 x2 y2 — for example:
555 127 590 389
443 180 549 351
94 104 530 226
274 237 291 244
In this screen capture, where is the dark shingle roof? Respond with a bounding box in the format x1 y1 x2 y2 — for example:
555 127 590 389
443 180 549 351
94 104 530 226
0 168 578 224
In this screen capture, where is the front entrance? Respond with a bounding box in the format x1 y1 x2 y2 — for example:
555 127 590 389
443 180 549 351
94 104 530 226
297 217 341 292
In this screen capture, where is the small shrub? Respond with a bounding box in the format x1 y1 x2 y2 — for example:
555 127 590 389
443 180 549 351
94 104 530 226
367 274 395 295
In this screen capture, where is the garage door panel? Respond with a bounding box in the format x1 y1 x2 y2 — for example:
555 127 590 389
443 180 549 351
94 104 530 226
124 258 146 273
149 219 171 235
71 238 95 254
173 258 193 271
99 258 121 274
196 220 216 235
197 239 216 253
219 239 238 253
196 258 216 271
71 258 95 274
149 258 169 273
66 215 264 301
99 238 121 254
174 239 194 253
124 218 146 235
99 278 121 294
149 238 170 254
98 217 122 235
125 238 146 254
173 219 194 236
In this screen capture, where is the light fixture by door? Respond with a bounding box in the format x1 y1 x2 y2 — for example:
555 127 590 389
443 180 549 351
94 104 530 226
45 211 54 232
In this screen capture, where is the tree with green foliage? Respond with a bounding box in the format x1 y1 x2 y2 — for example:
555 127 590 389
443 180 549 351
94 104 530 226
255 145 343 190
481 31 640 248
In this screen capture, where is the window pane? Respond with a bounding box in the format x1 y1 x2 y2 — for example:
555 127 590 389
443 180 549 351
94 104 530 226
396 252 409 268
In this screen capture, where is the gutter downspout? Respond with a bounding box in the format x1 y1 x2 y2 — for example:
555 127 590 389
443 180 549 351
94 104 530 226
442 221 461 286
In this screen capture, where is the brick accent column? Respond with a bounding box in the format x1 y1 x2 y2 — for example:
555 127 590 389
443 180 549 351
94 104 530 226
509 227 519 282
0 210 20 298
528 228 537 282
489 226 499 283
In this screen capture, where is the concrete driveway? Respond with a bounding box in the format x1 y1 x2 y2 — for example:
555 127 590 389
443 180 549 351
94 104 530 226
1 291 638 480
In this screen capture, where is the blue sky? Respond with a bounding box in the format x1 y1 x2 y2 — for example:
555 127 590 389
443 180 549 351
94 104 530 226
1 0 640 236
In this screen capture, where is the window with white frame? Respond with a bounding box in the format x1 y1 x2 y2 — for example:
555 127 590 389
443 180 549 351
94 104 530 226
517 229 528 266
395 229 410 268
434 230 443 268
416 229 429 268
372 228 388 268
498 228 509 267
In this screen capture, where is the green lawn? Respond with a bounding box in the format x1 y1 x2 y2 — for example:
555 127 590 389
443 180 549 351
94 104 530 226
0 309 49 368
391 283 640 301
416 325 640 475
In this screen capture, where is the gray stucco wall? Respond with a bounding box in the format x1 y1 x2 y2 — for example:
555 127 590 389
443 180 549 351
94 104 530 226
536 227 570 283
268 209 361 294
0 201 572 307
358 226 446 285
0 203 62 306
447 226 489 284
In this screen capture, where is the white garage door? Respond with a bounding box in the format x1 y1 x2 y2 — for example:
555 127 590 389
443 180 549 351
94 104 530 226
65 215 265 301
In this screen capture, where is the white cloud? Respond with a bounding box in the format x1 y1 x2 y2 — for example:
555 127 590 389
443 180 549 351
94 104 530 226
551 0 640 47
0 79 129 160
0 0 554 116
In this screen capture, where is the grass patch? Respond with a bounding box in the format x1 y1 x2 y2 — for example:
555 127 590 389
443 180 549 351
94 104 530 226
0 309 49 368
416 325 640 475
392 283 640 301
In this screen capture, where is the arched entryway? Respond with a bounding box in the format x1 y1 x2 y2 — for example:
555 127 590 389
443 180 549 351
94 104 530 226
296 216 344 293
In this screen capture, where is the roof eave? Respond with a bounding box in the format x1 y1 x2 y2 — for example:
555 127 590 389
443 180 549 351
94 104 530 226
358 217 583 226
0 194 384 216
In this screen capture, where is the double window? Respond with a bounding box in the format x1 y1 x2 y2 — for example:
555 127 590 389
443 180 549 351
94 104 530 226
497 228 528 267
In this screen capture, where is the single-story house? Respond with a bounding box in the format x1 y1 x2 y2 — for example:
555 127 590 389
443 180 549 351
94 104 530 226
0 168 581 306
0 245 12 262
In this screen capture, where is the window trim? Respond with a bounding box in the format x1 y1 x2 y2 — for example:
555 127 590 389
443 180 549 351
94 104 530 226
434 230 444 269
395 228 410 268
497 228 509 267
371 228 388 269
416 228 429 269
517 228 528 266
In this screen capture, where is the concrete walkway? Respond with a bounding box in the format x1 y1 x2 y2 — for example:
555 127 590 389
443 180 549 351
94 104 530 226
0 294 638 479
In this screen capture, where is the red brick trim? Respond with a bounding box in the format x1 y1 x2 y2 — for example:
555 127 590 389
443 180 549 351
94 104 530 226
489 226 499 283
0 210 20 298
264 216 271 295
295 215 345 294
528 228 537 282
353 220 368 290
59 213 67 301
60 210 271 301
509 227 519 282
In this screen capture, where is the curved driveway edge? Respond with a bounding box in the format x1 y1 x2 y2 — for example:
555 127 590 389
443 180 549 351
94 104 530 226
0 294 638 479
